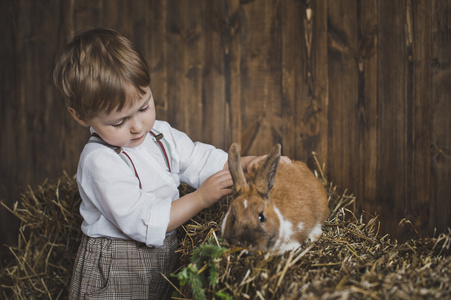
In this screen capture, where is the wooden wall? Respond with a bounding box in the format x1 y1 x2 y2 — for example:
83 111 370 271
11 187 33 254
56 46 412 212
1 0 450 258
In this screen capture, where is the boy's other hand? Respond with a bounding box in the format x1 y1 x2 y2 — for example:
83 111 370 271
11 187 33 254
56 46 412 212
246 155 291 173
196 170 233 209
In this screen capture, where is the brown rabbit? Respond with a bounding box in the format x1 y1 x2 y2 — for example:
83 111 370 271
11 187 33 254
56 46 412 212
221 143 329 252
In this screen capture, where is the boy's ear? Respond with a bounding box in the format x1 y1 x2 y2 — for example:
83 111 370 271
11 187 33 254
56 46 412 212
67 107 90 127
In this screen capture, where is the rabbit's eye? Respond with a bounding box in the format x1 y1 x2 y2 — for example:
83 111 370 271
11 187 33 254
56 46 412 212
259 212 266 222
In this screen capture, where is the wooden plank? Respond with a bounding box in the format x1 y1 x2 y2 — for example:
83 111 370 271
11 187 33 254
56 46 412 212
183 0 205 142
223 0 242 148
166 0 188 133
308 0 329 167
200 1 227 149
408 0 433 239
356 0 378 227
239 0 283 155
430 0 451 235
73 0 103 30
102 0 142 36
166 0 205 142
147 0 169 122
326 0 360 203
0 0 21 250
281 0 305 159
377 0 409 238
280 0 328 167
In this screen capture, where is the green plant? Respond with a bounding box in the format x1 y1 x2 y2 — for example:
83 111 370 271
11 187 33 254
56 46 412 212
172 239 231 300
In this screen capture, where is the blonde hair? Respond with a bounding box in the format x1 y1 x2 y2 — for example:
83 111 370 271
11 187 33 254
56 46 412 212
53 28 150 120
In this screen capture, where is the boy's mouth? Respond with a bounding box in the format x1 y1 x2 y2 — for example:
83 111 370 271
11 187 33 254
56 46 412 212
132 135 144 141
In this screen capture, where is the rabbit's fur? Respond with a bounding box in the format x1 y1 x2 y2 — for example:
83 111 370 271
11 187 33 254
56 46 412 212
221 143 329 252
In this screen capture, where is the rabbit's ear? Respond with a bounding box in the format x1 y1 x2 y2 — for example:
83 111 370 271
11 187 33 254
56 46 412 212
228 143 248 191
254 144 281 195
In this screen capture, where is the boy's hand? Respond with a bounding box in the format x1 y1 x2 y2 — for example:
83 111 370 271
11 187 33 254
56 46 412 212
196 170 233 209
168 170 232 232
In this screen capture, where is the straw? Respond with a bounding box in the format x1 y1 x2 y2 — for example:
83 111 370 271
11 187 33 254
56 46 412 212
1 157 450 299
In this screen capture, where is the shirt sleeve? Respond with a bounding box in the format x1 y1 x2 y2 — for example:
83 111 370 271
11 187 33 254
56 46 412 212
163 125 228 189
78 148 172 247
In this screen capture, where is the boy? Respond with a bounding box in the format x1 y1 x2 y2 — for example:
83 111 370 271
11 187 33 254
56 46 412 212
53 28 261 299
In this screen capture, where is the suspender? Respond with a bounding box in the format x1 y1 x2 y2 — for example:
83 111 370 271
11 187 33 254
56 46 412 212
88 130 173 189
149 129 172 173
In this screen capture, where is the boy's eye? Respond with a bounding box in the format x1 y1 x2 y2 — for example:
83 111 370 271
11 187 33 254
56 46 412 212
139 104 149 112
112 120 125 128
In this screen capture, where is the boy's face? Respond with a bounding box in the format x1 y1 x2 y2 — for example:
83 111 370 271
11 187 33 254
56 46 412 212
70 86 156 148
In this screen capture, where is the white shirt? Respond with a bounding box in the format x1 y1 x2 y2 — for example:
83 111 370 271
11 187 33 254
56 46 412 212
76 120 228 247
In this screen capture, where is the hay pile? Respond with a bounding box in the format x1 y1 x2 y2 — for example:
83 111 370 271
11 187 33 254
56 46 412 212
175 173 451 299
0 174 82 299
1 161 450 299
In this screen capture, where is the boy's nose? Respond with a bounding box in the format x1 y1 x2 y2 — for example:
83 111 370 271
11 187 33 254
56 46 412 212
130 118 143 133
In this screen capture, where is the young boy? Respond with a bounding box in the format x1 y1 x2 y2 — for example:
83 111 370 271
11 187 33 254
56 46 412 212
53 28 261 299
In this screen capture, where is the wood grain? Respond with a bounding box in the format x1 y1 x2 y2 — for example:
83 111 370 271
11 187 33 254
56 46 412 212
1 1 450 255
